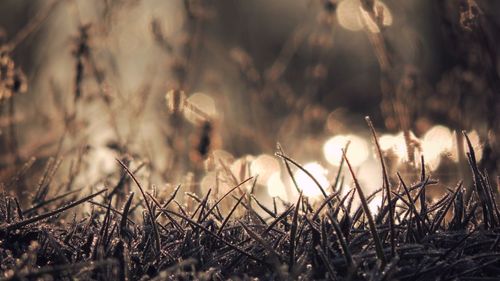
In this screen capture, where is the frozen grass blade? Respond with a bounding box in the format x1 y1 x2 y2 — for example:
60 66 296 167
419 157 428 223
23 187 85 215
431 181 462 232
263 206 293 234
195 188 212 222
116 158 161 256
335 189 355 217
366 116 395 257
332 142 350 192
276 153 328 199
316 245 337 280
289 192 302 271
397 173 427 236
238 220 281 262
147 192 184 234
218 193 245 235
107 162 145 200
464 131 497 228
1 188 107 232
250 194 277 218
199 177 252 222
13 197 23 220
312 193 338 221
6 157 36 189
164 209 268 265
326 212 353 266
277 143 301 194
88 200 136 225
119 192 134 236
343 149 386 266
160 184 181 212
32 158 55 204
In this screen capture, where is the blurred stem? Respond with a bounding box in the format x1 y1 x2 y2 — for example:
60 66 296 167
5 0 61 52
362 2 415 165
8 96 19 165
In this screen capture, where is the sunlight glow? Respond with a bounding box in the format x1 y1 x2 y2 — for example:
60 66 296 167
368 195 383 216
294 162 329 198
393 132 410 161
267 172 288 200
422 125 453 171
323 134 369 167
336 0 364 31
230 155 255 187
379 134 397 151
451 130 483 162
394 132 418 162
251 154 280 185
379 131 418 163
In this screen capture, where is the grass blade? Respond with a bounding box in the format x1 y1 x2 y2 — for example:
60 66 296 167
116 158 161 256
366 116 395 257
343 149 386 266
2 188 107 232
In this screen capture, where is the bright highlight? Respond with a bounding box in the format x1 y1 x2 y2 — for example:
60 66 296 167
323 134 369 167
294 162 329 198
422 125 453 171
184 92 217 124
251 154 280 185
267 172 288 200
337 0 393 33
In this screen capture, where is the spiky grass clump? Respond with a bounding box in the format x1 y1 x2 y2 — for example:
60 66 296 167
0 132 499 280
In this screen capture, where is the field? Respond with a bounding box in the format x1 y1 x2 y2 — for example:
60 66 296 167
1 0 500 280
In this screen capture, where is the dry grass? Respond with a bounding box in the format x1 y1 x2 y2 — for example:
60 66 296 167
0 131 499 280
0 0 499 280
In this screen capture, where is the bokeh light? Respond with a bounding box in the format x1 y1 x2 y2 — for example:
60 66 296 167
323 134 369 167
267 172 288 200
368 195 383 215
230 155 255 186
293 162 329 198
205 149 235 171
184 92 218 124
336 0 364 32
451 130 483 162
392 131 417 162
250 154 280 186
379 134 398 151
337 0 393 33
422 125 453 171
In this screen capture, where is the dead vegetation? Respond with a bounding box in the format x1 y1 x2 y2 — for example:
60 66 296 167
0 0 500 280
0 130 499 280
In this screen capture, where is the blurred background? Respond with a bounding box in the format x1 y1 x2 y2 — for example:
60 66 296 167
0 0 499 208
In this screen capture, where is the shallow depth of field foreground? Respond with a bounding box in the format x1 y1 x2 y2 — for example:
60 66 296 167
1 0 500 280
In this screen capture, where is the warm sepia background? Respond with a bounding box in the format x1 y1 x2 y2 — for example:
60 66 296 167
1 0 499 209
